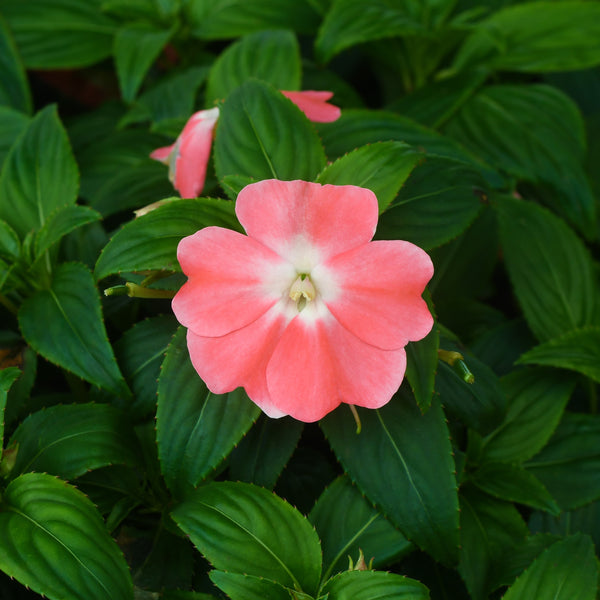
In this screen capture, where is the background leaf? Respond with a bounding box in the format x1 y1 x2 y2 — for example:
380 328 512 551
502 534 597 600
316 142 419 212
94 198 240 280
156 327 260 497
0 366 20 449
114 23 174 102
214 80 326 183
405 322 439 412
0 0 116 68
18 262 130 397
322 570 430 600
0 14 31 113
0 105 79 238
8 403 141 480
321 393 459 565
0 106 29 167
310 475 412 580
0 472 133 600
496 196 598 342
206 29 301 104
172 481 322 595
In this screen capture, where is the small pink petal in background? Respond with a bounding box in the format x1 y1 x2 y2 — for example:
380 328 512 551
281 90 341 123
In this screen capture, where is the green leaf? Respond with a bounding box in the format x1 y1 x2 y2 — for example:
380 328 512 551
459 486 528 600
0 105 79 238
310 475 412 580
315 0 424 63
502 534 597 600
114 315 177 421
517 327 600 383
496 197 598 342
114 23 174 103
18 262 130 397
172 481 322 595
482 368 574 464
0 0 116 68
0 106 29 167
445 85 595 237
185 0 320 39
316 142 419 212
206 29 301 105
0 219 20 259
0 472 133 600
405 321 439 412
435 352 505 435
34 204 101 260
0 367 20 449
0 14 31 113
94 198 240 280
156 327 260 497
452 2 600 74
469 462 559 515
209 571 294 600
120 66 208 128
321 570 430 600
228 416 304 489
7 403 141 480
214 80 326 183
321 393 459 565
526 413 600 510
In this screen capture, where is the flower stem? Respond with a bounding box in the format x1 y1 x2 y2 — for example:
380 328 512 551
349 404 362 434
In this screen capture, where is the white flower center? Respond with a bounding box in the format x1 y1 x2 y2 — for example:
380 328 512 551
289 274 316 312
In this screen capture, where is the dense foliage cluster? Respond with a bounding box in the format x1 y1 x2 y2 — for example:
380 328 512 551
0 1 599 599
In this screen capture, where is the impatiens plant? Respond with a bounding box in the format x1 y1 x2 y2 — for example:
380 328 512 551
1 1 600 599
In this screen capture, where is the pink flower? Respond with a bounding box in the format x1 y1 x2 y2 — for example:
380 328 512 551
172 179 434 423
150 107 220 199
280 90 341 122
150 91 340 198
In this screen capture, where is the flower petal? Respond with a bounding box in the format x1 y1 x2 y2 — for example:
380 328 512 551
236 180 379 268
186 306 290 418
150 144 175 162
172 107 220 198
266 307 407 422
317 240 434 350
280 90 341 123
173 227 296 337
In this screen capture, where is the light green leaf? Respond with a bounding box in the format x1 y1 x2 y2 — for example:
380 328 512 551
0 105 79 238
0 0 116 68
315 0 424 63
206 29 301 104
482 368 574 464
496 197 598 341
0 472 133 600
214 80 326 183
317 142 419 212
446 85 595 237
310 475 412 580
209 571 294 600
228 416 304 489
184 0 320 39
502 534 597 600
172 481 322 595
517 327 600 383
0 14 31 113
321 393 459 565
469 462 559 515
94 198 240 280
0 367 20 449
526 413 600 510
34 204 101 260
7 403 141 480
321 570 430 600
114 315 177 421
18 262 130 397
114 23 174 103
156 327 260 497
459 486 528 600
453 2 600 74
